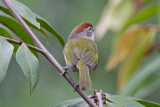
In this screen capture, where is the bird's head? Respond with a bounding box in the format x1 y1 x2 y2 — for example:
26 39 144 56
68 22 95 41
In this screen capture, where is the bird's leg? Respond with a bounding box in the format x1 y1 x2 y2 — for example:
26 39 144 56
61 67 68 75
74 84 79 88
63 67 68 71
62 67 79 91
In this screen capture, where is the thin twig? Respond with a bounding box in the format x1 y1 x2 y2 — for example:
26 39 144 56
2 0 97 106
5 37 44 53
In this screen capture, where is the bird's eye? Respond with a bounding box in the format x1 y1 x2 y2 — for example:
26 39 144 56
88 27 92 31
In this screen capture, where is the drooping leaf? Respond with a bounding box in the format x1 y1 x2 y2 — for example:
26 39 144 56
135 99 160 107
0 5 64 47
0 15 38 57
16 43 39 95
0 27 18 52
0 36 14 86
159 0 160 26
0 5 13 16
8 0 40 28
123 1 158 30
0 5 49 42
106 25 157 90
24 19 49 42
0 27 14 39
95 0 158 40
133 2 158 23
35 14 65 47
118 26 157 90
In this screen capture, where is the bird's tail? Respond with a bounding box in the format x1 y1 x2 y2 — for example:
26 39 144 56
77 60 93 90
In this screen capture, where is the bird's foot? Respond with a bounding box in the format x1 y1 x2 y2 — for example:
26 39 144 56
63 67 68 71
74 84 79 88
61 67 68 76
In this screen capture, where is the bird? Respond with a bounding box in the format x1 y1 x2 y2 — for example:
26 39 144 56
63 22 98 90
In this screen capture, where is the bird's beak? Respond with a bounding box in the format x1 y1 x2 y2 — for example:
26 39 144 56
93 27 96 31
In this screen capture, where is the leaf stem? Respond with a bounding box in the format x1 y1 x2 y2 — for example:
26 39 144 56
2 0 97 106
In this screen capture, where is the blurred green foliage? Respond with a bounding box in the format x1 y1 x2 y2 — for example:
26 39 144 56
0 0 160 107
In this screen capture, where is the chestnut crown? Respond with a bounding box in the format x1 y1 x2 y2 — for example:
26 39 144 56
71 22 93 34
68 22 95 41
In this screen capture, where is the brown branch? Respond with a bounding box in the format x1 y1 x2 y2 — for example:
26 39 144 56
5 37 44 53
2 0 97 106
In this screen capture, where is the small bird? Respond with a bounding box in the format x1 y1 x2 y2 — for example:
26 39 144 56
63 22 98 90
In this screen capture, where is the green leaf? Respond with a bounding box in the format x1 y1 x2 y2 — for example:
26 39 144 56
25 19 49 42
0 27 14 39
108 95 160 107
0 5 64 47
0 27 18 52
135 99 160 107
16 43 39 95
0 5 49 43
159 1 160 26
0 5 13 16
105 95 144 107
51 94 160 107
0 36 14 86
51 98 88 107
123 1 158 30
0 15 38 57
134 2 158 23
50 93 155 107
35 14 65 47
8 0 40 28
51 94 146 107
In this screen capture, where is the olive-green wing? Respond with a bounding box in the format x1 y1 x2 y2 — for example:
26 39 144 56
64 41 79 72
81 46 98 71
64 38 98 71
77 38 98 71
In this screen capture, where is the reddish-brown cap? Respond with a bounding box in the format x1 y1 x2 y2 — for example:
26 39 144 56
71 22 93 34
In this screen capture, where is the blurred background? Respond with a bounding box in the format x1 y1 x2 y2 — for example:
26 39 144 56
0 0 160 107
